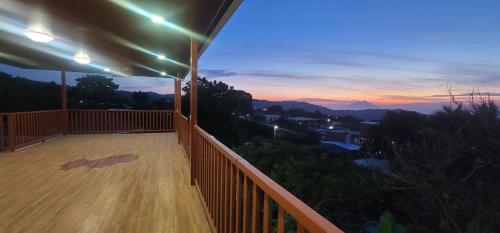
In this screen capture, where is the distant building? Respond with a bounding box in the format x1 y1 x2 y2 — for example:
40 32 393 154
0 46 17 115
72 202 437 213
261 114 281 122
353 159 389 172
317 128 362 151
322 141 361 151
286 116 318 126
360 121 379 126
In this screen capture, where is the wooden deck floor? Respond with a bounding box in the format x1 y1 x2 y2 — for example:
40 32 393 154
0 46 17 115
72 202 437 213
0 133 210 233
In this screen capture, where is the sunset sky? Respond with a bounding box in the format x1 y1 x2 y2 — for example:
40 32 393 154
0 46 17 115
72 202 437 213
1 0 500 114
197 0 500 113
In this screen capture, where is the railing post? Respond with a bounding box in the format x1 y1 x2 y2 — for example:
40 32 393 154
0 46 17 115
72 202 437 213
7 113 15 152
0 114 4 151
190 37 198 185
175 74 181 144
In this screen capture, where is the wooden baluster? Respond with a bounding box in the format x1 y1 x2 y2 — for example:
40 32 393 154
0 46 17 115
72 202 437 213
242 176 248 233
205 138 209 205
296 223 306 233
277 206 285 233
224 157 229 233
8 114 14 151
27 114 31 143
251 183 259 233
202 137 206 199
216 150 221 231
220 155 225 232
235 169 241 233
210 142 215 219
263 194 270 233
229 163 235 233
205 138 208 202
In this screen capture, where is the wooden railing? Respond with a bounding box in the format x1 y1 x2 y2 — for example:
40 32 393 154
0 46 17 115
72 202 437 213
191 125 343 233
176 112 191 160
69 109 174 133
6 110 66 151
0 113 7 151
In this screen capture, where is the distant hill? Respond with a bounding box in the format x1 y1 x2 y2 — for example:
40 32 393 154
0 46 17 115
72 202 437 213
253 99 391 120
115 91 174 101
345 100 377 110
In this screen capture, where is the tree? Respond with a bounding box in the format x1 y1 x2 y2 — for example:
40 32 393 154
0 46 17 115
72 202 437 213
182 77 253 146
369 93 500 232
0 72 61 112
132 91 150 109
70 75 119 108
267 105 284 115
235 141 380 231
369 110 426 158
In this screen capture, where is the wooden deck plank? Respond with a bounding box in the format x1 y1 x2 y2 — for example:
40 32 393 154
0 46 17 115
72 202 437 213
0 133 210 233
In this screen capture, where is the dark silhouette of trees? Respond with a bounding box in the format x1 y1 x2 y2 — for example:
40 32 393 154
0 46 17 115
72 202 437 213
0 73 173 112
0 72 61 112
131 91 151 109
266 105 284 115
182 77 253 146
369 110 426 159
368 94 500 232
69 75 119 108
235 141 380 232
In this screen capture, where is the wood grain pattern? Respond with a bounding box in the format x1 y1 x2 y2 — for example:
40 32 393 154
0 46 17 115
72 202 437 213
0 133 210 233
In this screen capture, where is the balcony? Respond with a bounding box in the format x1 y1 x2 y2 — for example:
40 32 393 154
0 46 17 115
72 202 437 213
0 1 344 232
0 110 343 233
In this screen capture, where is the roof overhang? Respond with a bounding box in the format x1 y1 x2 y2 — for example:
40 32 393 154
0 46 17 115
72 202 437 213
0 0 242 79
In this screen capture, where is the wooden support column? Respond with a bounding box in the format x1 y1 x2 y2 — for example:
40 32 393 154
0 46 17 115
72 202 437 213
178 80 182 115
61 70 67 111
190 37 198 186
61 70 68 134
174 74 181 144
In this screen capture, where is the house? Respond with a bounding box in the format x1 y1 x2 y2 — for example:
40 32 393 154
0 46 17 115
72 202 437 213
286 116 319 126
361 120 379 126
317 128 362 151
262 114 282 122
0 1 343 233
353 159 390 172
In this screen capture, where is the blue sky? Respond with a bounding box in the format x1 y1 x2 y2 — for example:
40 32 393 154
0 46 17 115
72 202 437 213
198 0 500 113
1 0 499 113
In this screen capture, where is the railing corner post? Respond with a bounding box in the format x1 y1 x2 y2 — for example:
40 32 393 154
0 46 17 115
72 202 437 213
7 113 15 152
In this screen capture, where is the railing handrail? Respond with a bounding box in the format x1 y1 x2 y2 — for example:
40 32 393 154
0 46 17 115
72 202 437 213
69 109 173 112
178 113 189 121
7 109 64 115
194 125 343 233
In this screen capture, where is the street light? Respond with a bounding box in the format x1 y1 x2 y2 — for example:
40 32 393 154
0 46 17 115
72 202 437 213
273 125 279 142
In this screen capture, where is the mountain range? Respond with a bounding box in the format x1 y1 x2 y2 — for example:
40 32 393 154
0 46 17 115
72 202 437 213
253 99 392 120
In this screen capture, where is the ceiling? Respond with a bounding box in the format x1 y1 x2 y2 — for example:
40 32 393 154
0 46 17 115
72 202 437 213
0 0 241 78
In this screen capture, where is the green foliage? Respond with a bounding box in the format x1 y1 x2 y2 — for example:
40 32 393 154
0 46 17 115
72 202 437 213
380 211 397 233
266 105 284 115
69 75 119 108
369 95 500 233
0 72 61 112
368 110 426 158
235 141 380 231
0 73 172 112
182 77 253 146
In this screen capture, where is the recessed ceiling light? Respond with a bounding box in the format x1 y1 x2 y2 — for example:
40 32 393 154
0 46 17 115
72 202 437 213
151 15 165 24
74 52 91 64
25 25 54 43
103 67 110 72
157 54 166 60
160 72 166 76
